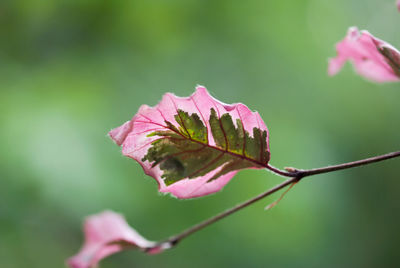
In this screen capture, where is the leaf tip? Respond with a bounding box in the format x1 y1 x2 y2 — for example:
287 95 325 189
108 120 133 146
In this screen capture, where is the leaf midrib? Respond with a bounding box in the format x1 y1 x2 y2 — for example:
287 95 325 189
138 115 268 169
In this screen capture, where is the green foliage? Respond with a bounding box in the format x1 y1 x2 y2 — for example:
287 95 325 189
142 108 269 185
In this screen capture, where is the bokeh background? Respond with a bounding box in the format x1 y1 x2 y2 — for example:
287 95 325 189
1 0 400 267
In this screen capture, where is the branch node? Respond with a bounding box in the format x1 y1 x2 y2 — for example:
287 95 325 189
284 167 297 173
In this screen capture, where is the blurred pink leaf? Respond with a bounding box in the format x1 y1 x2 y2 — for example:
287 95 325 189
67 211 163 268
397 0 400 12
109 86 270 199
328 27 400 82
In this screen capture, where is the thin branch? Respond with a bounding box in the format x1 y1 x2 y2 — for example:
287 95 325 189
148 150 400 251
265 151 400 178
164 177 298 248
297 151 400 177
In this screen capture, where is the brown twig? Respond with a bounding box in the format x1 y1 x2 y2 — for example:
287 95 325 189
148 150 400 251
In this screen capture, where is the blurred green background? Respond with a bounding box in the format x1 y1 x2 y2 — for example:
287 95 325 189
1 0 400 267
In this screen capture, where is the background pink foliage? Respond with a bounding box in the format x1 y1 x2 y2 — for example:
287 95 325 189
109 86 270 199
67 211 161 268
328 27 400 82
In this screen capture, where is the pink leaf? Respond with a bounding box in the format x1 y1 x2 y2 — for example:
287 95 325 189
328 27 400 82
67 211 164 268
109 86 270 199
397 0 400 12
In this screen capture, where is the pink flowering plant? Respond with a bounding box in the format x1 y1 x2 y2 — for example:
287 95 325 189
67 5 400 268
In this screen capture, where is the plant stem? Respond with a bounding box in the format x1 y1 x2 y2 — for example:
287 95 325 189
152 150 400 250
295 151 400 177
165 177 298 247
